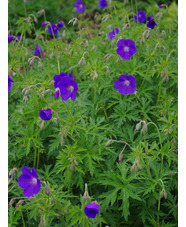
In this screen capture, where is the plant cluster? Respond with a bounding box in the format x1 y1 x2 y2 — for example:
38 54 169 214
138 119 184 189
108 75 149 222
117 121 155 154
8 0 178 226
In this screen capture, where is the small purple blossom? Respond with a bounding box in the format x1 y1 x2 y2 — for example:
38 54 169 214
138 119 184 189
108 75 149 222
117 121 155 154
98 33 102 36
174 149 177 153
147 18 157 29
57 76 78 101
41 22 46 27
34 44 42 56
98 0 108 8
48 24 58 35
68 73 76 79
114 75 136 95
8 35 13 43
74 0 86 13
108 27 119 41
134 11 146 23
16 36 21 41
18 166 41 198
57 21 64 29
8 75 14 92
39 109 52 121
116 39 137 60
147 16 153 21
84 202 100 219
159 5 163 8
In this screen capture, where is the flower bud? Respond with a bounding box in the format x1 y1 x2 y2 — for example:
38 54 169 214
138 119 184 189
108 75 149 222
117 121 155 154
141 124 147 134
135 122 142 131
44 183 50 196
15 200 24 207
82 183 91 203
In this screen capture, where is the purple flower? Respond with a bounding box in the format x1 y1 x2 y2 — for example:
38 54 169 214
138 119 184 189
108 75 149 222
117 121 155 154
98 33 102 36
174 149 177 153
39 109 52 121
84 202 100 218
147 19 157 29
41 22 46 27
48 24 58 35
16 36 21 41
74 0 85 13
34 44 42 56
57 21 64 29
147 16 153 21
114 75 136 95
53 72 68 88
18 166 41 198
98 0 108 8
134 11 146 23
8 75 14 92
8 35 13 43
57 76 78 101
159 5 163 8
108 27 119 41
116 39 137 60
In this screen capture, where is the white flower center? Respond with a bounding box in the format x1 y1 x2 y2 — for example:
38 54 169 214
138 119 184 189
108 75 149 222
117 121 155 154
124 46 129 52
67 85 74 92
32 178 37 184
124 80 130 86
80 4 83 8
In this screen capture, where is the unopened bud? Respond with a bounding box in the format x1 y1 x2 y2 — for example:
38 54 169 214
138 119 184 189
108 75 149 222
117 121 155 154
16 200 24 207
8 167 17 179
40 121 45 130
44 183 50 196
141 124 147 134
105 140 112 146
135 122 142 131
82 183 91 203
160 189 167 199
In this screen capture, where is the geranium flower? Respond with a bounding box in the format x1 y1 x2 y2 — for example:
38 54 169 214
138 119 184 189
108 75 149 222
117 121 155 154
57 21 64 29
39 109 52 121
147 18 157 29
8 75 14 92
74 0 85 13
108 27 119 41
18 166 41 198
116 39 137 60
98 0 108 8
147 16 153 21
57 76 78 101
84 202 100 218
8 35 13 43
48 24 58 35
134 11 146 22
114 75 136 95
34 44 42 56
53 72 68 88
41 22 46 26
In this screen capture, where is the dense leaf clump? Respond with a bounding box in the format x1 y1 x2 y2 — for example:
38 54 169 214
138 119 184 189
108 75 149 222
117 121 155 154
8 0 178 226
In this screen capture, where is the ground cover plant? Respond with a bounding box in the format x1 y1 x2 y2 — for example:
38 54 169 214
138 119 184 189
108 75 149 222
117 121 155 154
8 0 178 226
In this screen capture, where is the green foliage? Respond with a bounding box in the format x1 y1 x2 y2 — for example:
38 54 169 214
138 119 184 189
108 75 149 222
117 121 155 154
8 0 178 226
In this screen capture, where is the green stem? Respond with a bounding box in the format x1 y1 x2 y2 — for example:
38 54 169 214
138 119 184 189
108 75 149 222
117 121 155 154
23 0 27 17
79 92 88 125
144 133 152 178
57 57 60 74
94 81 97 105
37 149 40 169
147 122 163 171
68 171 72 193
34 146 37 168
